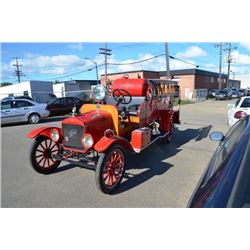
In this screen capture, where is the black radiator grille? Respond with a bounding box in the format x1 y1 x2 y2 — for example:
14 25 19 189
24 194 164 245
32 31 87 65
63 124 85 150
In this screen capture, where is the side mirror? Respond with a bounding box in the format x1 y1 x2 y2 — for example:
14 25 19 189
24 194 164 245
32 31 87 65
210 132 224 141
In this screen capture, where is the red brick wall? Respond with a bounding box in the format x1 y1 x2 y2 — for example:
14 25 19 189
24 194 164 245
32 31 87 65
195 75 227 89
161 75 195 99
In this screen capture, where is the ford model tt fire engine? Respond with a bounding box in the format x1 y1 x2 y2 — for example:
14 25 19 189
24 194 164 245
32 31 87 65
27 76 180 194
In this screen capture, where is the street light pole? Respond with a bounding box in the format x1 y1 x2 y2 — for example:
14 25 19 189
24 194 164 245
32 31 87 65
165 42 170 79
84 58 99 85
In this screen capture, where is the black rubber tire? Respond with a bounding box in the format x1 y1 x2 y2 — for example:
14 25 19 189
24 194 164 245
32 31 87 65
95 144 126 194
28 113 40 124
30 136 61 174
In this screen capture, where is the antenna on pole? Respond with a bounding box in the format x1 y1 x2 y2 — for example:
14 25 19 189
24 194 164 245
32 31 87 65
13 57 25 83
99 43 112 84
214 43 223 90
223 43 237 88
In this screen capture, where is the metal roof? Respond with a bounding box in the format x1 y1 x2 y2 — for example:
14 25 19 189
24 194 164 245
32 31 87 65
102 68 229 78
101 70 159 76
160 68 228 78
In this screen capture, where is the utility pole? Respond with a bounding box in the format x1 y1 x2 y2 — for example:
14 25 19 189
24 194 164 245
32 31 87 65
230 70 235 79
99 43 112 84
224 43 237 88
13 57 25 83
85 58 99 85
165 42 170 79
214 43 223 90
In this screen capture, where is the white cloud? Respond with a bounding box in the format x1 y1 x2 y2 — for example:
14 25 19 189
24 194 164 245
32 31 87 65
231 51 250 65
98 52 198 75
41 67 66 75
240 42 250 51
50 55 80 66
176 46 207 58
1 62 13 80
237 74 250 88
230 65 249 74
68 43 84 50
19 54 82 68
114 53 166 72
170 59 196 70
5 54 84 78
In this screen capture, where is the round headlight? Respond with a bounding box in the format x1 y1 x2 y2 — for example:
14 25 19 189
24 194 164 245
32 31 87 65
92 84 106 101
50 129 60 142
82 134 94 148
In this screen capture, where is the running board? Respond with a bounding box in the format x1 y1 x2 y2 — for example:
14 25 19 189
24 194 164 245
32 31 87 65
132 132 169 153
63 158 96 170
52 154 96 170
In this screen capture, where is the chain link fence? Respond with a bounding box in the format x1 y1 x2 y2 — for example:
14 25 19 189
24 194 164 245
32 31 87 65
194 89 208 102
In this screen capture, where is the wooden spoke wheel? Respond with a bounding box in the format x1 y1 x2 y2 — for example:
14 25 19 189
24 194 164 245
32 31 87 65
30 136 61 174
95 145 126 194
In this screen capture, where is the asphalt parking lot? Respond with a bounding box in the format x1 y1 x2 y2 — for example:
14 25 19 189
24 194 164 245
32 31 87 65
1 99 234 207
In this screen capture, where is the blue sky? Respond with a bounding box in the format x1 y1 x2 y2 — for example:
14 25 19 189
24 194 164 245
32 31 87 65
1 42 250 87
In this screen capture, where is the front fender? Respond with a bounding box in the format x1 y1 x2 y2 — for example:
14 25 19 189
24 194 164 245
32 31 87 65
27 126 62 140
94 136 133 153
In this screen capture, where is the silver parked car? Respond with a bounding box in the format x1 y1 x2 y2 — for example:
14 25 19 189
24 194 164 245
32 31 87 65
1 99 50 125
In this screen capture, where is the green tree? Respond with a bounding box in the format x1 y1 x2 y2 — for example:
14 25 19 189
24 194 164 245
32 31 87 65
0 82 13 87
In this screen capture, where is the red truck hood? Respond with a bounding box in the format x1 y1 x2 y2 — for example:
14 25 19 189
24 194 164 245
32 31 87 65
62 110 112 127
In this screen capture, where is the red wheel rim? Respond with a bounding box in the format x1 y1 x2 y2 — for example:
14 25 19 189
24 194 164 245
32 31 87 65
103 149 124 188
35 139 59 169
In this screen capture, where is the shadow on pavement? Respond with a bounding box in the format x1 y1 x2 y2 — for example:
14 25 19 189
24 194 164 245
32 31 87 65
113 124 212 194
48 124 212 194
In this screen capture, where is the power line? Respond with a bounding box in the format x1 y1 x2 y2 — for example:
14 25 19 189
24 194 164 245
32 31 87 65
30 51 229 82
169 55 199 68
224 43 237 87
109 43 148 50
45 64 105 81
107 54 165 65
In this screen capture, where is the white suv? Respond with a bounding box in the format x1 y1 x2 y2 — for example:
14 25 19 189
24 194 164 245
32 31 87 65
228 97 250 127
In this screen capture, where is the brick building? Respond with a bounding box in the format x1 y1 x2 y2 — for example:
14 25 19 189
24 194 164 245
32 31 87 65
101 70 160 82
101 69 241 99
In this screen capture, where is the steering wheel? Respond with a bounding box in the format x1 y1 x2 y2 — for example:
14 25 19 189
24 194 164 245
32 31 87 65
112 88 132 105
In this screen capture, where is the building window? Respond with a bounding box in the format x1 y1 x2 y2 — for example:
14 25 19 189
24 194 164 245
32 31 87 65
205 76 209 83
210 77 214 83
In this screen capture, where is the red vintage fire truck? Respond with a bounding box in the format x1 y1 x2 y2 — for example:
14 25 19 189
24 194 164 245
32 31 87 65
27 76 180 194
